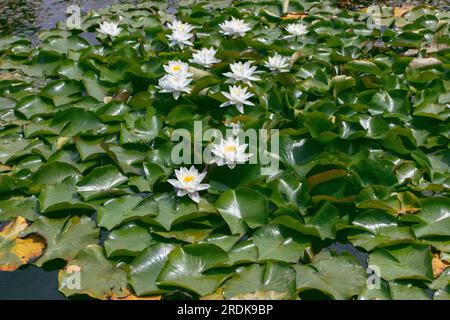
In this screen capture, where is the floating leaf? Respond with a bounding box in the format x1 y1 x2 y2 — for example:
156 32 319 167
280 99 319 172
104 222 153 257
294 252 367 300
58 245 129 300
21 215 98 266
412 197 450 238
252 224 310 263
368 244 433 281
157 244 231 296
0 196 38 221
215 188 268 235
97 195 158 231
223 262 297 300
129 243 176 296
76 165 128 201
0 216 45 271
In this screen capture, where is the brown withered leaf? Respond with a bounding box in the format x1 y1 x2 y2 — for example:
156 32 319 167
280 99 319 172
433 254 450 278
307 169 348 190
394 5 417 17
281 12 308 20
0 164 11 172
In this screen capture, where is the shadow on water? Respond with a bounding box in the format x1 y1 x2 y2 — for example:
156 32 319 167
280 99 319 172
0 265 65 300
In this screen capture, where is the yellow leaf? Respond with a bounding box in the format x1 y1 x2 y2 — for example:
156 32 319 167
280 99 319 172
0 216 46 271
281 12 308 20
0 164 11 172
394 5 416 17
56 136 70 150
433 254 449 278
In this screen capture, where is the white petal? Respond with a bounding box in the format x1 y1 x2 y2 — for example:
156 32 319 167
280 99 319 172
188 191 200 203
197 170 207 182
219 101 232 108
167 179 182 189
196 183 210 191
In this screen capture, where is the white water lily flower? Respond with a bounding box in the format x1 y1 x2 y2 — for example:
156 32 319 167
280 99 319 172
212 137 252 169
223 61 260 87
285 23 308 36
157 74 192 100
220 85 254 114
167 166 210 203
189 47 221 68
219 17 251 37
97 21 122 37
167 29 194 49
167 20 196 33
225 121 241 135
264 54 290 73
164 60 192 77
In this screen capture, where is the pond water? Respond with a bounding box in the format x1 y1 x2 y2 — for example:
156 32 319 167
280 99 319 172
0 0 130 37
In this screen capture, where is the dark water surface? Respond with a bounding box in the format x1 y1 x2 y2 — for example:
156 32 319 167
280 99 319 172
0 266 64 299
0 0 144 37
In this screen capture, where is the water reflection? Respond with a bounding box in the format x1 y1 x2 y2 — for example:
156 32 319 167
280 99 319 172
0 0 140 37
0 0 41 37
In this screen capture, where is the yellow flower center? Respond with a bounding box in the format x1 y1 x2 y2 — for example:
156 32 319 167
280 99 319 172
182 175 194 183
224 145 236 152
172 65 181 72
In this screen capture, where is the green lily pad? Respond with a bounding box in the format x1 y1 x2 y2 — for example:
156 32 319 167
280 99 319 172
412 197 450 238
0 196 38 221
76 165 128 201
349 210 416 251
21 215 98 266
294 251 367 300
368 244 433 281
104 222 153 257
128 243 176 296
157 243 231 296
252 224 310 263
39 177 95 212
215 188 268 235
97 195 158 230
58 245 129 299
223 262 297 300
